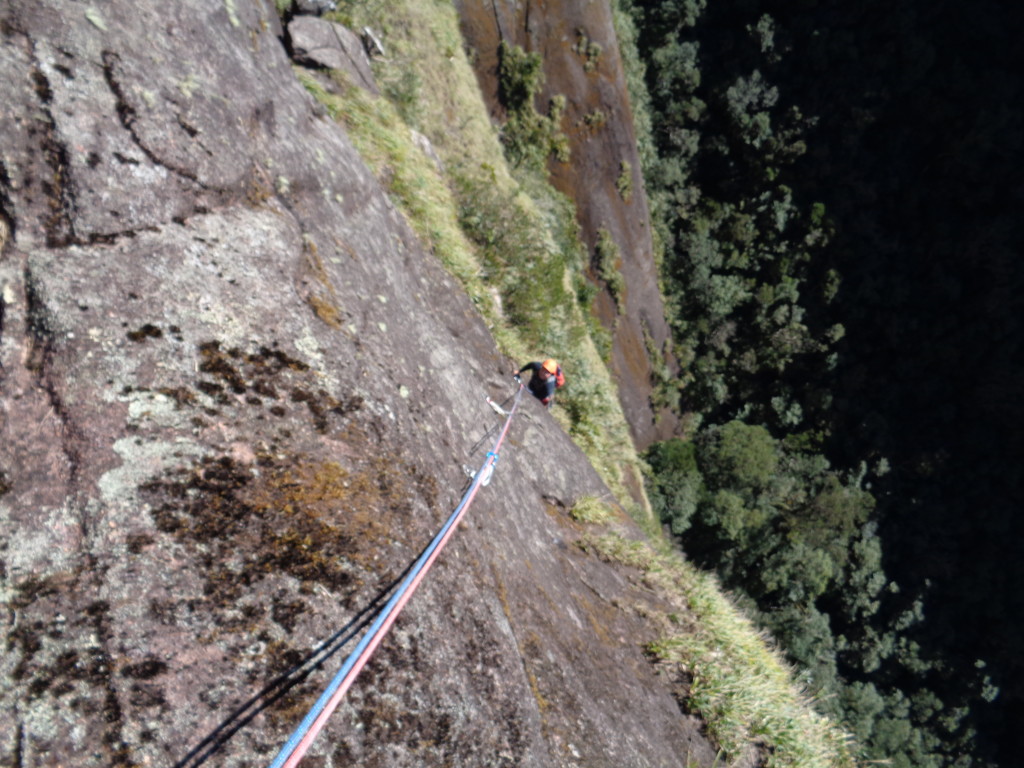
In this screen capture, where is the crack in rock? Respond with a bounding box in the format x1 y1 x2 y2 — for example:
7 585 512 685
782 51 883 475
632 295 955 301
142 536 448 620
22 264 83 493
101 49 205 187
27 54 77 247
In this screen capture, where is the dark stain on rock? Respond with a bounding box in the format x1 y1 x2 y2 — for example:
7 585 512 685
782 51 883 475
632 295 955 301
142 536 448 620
112 151 140 166
129 682 166 708
290 386 363 433
271 598 307 633
26 646 113 700
248 344 311 373
156 386 198 409
198 341 247 393
0 158 15 245
100 51 136 129
24 54 77 247
126 323 163 342
30 67 53 104
10 574 62 610
140 450 423 614
121 657 168 680
126 532 155 553
9 622 45 681
252 378 279 399
196 380 227 402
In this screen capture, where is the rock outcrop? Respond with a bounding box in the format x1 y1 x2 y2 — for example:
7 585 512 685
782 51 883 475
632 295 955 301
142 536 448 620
287 16 379 95
0 1 711 766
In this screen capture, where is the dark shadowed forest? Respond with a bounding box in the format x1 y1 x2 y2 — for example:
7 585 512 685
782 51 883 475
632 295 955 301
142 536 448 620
623 0 1024 766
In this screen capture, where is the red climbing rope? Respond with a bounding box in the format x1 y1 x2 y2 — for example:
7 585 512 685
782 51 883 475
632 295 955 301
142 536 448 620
268 382 525 768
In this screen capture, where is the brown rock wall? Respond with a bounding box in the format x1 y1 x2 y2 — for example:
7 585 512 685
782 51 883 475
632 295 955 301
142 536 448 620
454 0 679 447
0 1 709 766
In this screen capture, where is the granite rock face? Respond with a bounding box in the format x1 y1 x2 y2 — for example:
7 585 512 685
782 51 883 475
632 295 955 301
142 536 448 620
0 1 711 766
287 16 379 95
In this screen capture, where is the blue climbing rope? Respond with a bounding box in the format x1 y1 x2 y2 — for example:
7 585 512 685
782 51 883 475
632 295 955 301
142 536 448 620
268 382 526 768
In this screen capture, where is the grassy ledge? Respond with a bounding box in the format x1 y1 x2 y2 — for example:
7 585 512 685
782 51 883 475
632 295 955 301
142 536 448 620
581 530 857 768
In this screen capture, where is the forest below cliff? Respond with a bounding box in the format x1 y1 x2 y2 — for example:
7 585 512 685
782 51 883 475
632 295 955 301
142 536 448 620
623 0 1023 766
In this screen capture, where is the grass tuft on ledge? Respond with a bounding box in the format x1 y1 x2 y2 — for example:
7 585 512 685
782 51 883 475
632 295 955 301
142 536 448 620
582 531 857 768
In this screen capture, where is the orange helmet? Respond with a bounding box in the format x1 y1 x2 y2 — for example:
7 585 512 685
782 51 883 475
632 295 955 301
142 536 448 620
542 358 559 374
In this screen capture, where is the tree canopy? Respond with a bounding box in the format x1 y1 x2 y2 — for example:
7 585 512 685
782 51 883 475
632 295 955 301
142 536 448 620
628 0 1023 765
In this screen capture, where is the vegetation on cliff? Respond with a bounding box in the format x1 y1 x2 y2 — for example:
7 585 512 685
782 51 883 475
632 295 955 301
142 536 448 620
317 0 648 520
298 0 859 764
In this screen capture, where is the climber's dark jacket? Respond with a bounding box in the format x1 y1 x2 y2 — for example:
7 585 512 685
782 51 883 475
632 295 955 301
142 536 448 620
517 361 563 405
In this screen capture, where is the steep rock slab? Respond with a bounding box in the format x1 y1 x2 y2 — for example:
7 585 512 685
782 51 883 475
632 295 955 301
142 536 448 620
0 1 711 766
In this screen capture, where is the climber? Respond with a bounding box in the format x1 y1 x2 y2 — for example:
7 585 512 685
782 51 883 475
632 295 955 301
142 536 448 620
513 358 565 407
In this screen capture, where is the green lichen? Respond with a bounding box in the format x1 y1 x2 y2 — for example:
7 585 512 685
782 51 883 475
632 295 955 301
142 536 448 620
573 30 603 73
595 228 625 313
85 7 108 31
224 0 241 28
178 74 200 99
616 160 633 202
582 110 607 130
